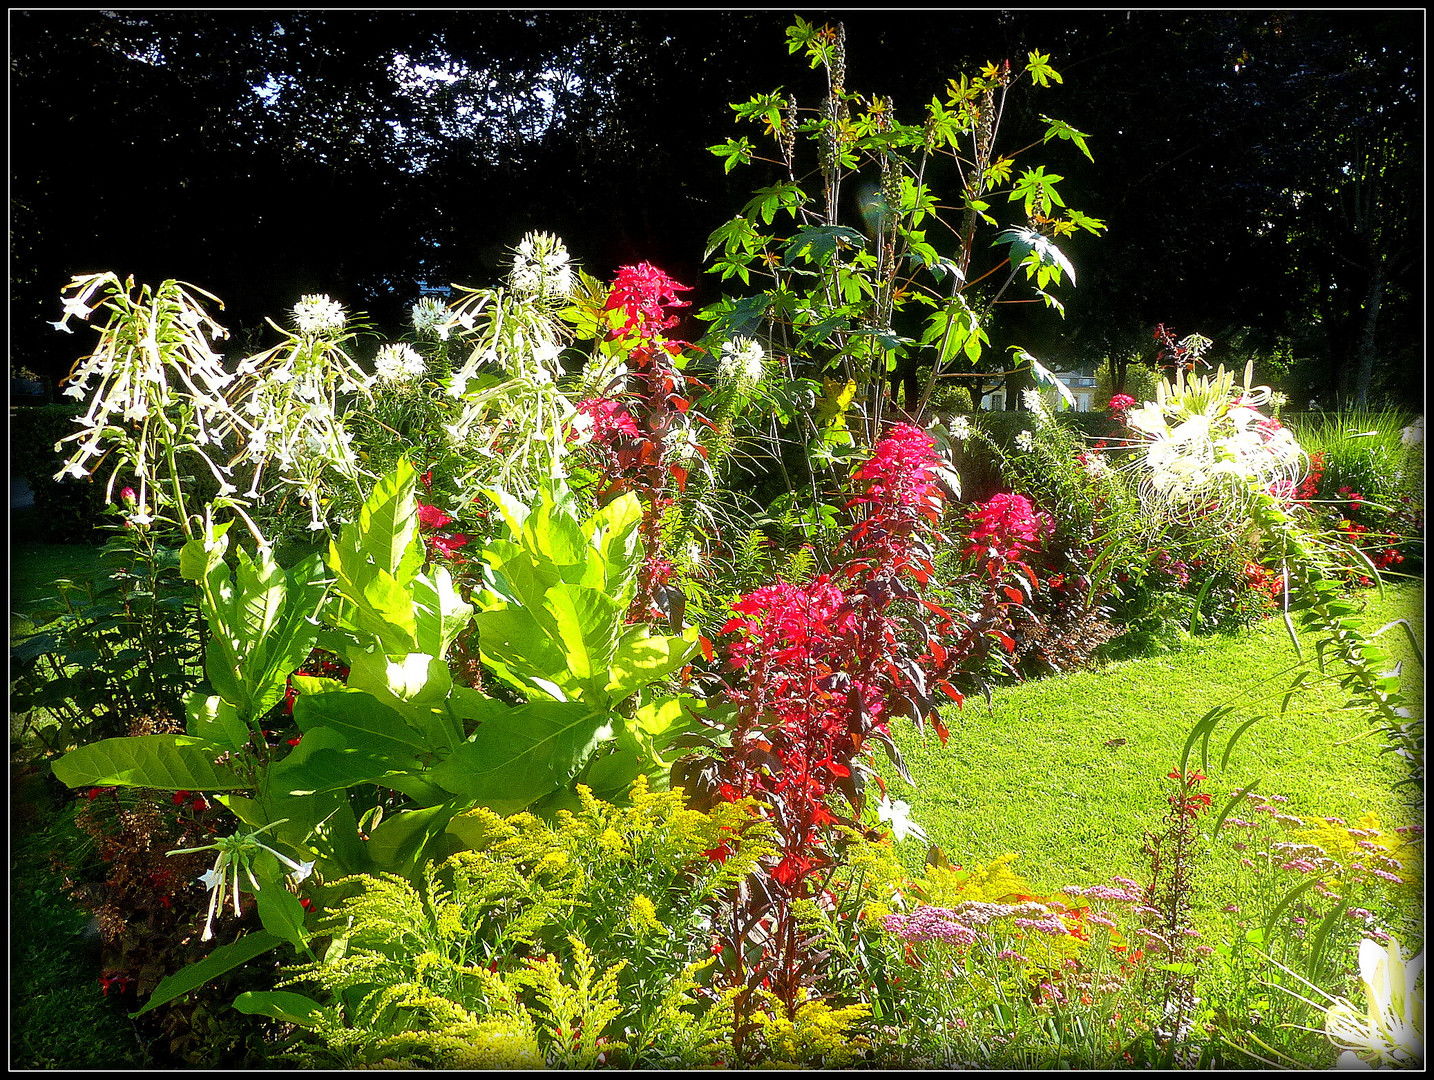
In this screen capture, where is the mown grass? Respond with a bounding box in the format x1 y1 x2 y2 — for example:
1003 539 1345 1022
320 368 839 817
887 580 1423 909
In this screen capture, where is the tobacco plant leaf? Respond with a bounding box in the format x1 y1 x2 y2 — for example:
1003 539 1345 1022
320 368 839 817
52 734 248 791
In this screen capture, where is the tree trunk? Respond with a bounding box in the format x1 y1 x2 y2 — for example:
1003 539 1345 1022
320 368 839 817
1351 254 1385 409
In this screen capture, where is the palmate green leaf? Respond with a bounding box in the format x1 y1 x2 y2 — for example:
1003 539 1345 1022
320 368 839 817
53 735 248 791
783 225 867 267
428 699 609 811
131 931 282 1018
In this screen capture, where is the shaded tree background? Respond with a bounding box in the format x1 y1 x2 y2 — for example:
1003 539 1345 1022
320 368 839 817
10 9 1423 408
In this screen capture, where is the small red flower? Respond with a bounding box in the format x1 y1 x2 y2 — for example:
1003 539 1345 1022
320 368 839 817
172 790 191 805
416 502 454 530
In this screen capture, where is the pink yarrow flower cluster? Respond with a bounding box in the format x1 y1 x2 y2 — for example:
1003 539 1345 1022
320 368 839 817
881 906 980 945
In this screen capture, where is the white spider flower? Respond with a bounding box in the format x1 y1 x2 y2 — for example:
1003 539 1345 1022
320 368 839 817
1125 363 1308 524
373 342 427 385
948 414 973 442
507 231 574 299
1015 430 1035 453
168 819 315 943
411 296 451 341
292 293 347 336
719 336 767 387
1401 417 1424 449
1325 935 1424 1068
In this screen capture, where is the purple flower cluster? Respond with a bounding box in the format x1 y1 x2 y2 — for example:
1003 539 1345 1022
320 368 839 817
881 906 979 945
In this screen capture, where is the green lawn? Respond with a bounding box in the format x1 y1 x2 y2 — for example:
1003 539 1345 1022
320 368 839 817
887 581 1424 895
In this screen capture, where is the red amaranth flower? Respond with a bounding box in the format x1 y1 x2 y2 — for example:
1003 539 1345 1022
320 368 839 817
602 262 690 341
851 423 941 508
416 501 454 530
574 397 641 443
965 492 1053 563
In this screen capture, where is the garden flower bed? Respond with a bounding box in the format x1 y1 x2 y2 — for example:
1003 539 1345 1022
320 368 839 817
10 19 1423 1070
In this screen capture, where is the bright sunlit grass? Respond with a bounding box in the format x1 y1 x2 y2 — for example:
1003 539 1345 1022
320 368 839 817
888 581 1424 895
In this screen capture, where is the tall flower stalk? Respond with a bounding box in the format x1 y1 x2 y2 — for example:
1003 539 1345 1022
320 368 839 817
52 272 255 543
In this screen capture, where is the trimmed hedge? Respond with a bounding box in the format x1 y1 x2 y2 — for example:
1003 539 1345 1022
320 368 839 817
11 405 109 543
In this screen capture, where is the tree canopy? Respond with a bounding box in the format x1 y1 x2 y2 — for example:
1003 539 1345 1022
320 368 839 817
10 9 1422 408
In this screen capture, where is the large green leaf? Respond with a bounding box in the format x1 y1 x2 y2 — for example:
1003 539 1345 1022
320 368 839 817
364 801 463 875
428 700 608 809
355 459 421 580
185 692 250 751
543 583 622 686
53 735 248 791
471 605 570 696
232 990 329 1027
131 930 282 1017
411 565 474 659
267 723 422 797
292 689 431 751
255 883 310 952
607 624 701 701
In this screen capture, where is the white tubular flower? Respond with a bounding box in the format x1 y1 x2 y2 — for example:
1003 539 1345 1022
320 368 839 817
373 342 426 385
718 336 766 387
292 293 346 336
169 819 314 943
1325 935 1424 1068
876 796 929 844
507 231 574 299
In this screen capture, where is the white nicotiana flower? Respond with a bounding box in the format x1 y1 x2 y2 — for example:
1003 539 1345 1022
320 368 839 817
373 342 426 385
292 293 346 336
508 231 574 299
168 819 315 943
876 796 929 844
1325 935 1424 1068
719 336 766 386
1015 430 1035 453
